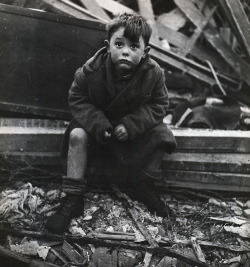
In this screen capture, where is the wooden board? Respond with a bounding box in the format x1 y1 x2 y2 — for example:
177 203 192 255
39 0 95 20
157 170 250 192
163 153 250 173
79 0 110 21
219 0 250 58
0 4 106 119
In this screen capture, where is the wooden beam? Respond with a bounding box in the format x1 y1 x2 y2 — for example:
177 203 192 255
0 102 71 120
78 0 237 83
39 0 95 20
174 0 250 87
95 0 135 15
156 22 230 71
180 5 218 56
219 0 250 59
163 153 250 173
137 0 160 44
157 170 250 192
1 122 249 154
150 47 238 90
172 128 250 153
79 0 110 21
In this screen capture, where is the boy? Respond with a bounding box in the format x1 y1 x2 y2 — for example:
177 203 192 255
46 13 176 234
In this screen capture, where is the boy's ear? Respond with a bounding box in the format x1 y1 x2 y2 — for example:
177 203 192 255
104 40 110 53
143 46 150 58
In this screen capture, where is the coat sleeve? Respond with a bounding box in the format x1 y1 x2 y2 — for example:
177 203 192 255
69 68 113 144
120 69 169 140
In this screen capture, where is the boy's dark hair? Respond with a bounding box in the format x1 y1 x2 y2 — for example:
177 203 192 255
106 13 152 45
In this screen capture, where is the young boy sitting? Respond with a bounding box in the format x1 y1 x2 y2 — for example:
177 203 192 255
46 13 177 234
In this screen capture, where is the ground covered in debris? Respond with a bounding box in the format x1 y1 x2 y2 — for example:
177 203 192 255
0 169 249 267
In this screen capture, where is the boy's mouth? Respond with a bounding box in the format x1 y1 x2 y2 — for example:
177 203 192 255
119 59 131 65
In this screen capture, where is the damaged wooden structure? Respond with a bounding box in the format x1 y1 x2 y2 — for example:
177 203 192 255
0 2 250 192
0 2 250 266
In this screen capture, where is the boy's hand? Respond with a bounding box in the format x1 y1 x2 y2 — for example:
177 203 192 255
104 130 112 140
114 124 128 141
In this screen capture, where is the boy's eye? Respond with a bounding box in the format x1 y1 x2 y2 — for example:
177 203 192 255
131 44 139 50
115 42 123 47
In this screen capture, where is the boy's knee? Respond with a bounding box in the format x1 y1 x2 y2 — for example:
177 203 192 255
69 128 88 147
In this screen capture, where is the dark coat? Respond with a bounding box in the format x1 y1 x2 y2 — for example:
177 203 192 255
64 48 176 171
69 48 175 143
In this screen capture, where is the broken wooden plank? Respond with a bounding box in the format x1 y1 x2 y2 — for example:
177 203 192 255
0 245 59 267
143 252 153 267
50 248 68 265
91 233 135 242
174 0 250 87
79 0 110 21
137 0 160 44
111 184 159 248
219 0 250 58
62 240 85 264
180 5 218 56
0 227 220 267
191 237 206 263
156 22 230 71
39 0 95 20
95 0 236 78
150 46 239 91
95 0 135 15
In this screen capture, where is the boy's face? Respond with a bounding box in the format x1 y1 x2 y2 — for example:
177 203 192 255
105 27 150 76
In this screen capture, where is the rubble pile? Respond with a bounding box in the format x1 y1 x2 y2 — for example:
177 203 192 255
2 0 250 129
0 179 249 267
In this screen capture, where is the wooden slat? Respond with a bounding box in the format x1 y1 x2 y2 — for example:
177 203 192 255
163 152 250 173
150 47 237 89
0 127 63 153
174 0 250 87
173 129 250 153
0 122 249 192
219 0 250 58
0 124 249 154
157 170 250 192
79 0 110 21
156 22 230 71
137 0 160 44
95 0 135 15
40 0 95 20
180 5 217 56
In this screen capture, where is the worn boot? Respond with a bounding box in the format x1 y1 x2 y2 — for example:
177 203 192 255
133 171 175 218
45 177 86 234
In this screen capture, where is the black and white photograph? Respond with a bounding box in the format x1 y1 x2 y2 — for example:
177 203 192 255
0 0 250 266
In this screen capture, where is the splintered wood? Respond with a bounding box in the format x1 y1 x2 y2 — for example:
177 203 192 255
0 177 249 266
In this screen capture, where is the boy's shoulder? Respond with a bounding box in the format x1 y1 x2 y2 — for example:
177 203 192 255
82 47 107 75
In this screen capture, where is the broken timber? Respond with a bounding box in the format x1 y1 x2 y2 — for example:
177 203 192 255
0 119 250 192
0 227 211 267
219 0 250 59
174 0 250 87
0 4 241 120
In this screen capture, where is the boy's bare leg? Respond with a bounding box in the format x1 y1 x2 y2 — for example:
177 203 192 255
45 128 88 234
67 128 88 179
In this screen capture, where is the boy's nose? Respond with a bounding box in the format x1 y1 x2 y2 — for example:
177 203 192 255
122 47 129 57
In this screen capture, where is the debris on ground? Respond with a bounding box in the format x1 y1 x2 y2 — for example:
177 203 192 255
0 179 249 267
